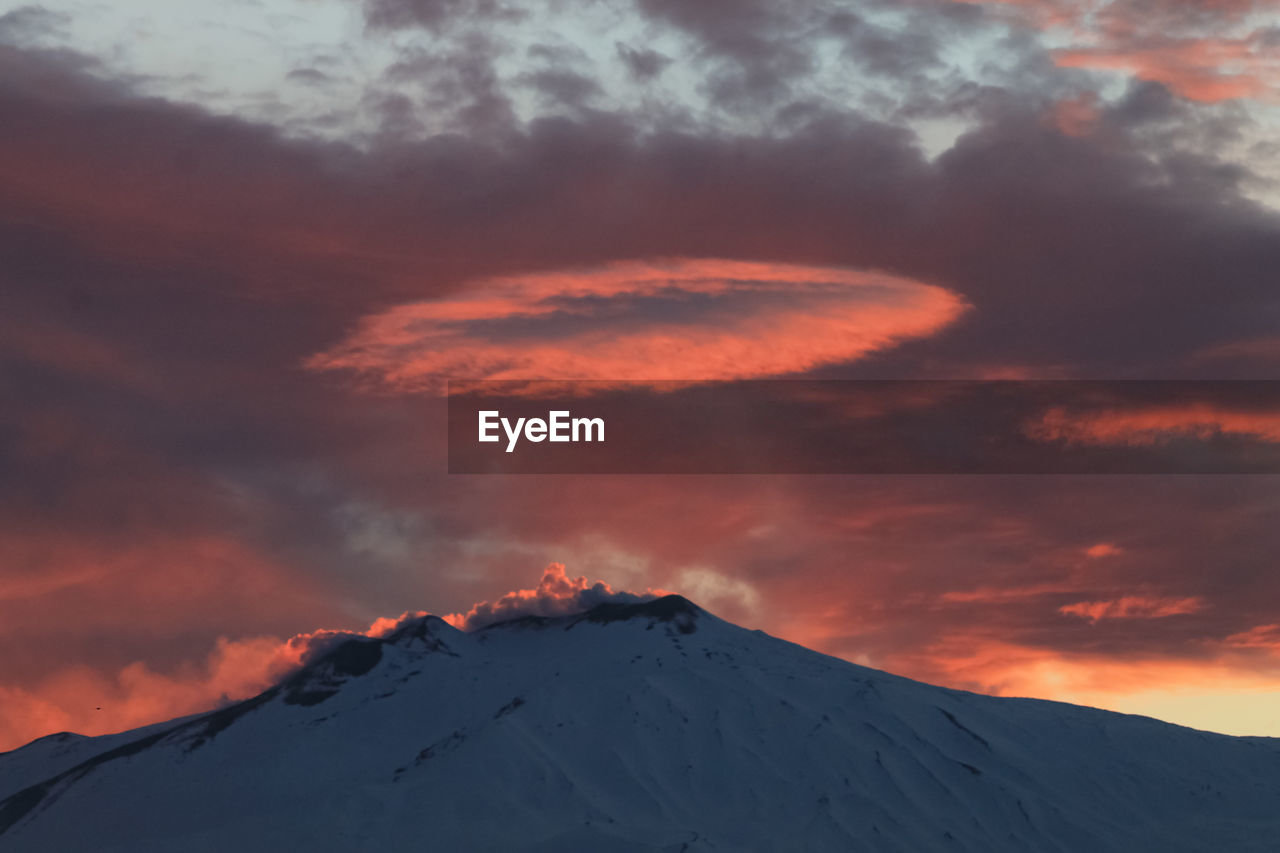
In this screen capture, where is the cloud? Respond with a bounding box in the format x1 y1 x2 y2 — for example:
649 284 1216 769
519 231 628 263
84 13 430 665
674 567 760 618
0 6 70 45
444 562 668 630
962 0 1279 104
365 610 431 636
0 634 309 753
308 258 966 392
1223 623 1280 650
0 562 671 749
884 631 1280 734
3 13 1280 745
1046 92 1102 136
1059 595 1205 623
1054 33 1280 103
363 0 524 32
0 605 462 751
938 581 1077 604
615 43 672 81
1026 403 1280 446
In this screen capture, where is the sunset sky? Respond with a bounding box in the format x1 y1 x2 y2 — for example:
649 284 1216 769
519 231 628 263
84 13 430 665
1 0 1279 750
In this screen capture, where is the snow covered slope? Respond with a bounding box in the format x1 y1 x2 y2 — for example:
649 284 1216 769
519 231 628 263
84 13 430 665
2 596 1278 852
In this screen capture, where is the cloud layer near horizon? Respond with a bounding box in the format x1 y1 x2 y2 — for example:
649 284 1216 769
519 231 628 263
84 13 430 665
7 550 1280 749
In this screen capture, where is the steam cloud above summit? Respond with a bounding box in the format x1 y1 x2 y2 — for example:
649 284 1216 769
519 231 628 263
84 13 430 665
444 563 667 631
0 564 659 749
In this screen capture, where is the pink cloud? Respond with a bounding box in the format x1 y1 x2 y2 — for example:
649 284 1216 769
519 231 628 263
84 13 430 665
307 258 966 392
1046 93 1103 136
1059 595 1204 623
0 634 309 753
1223 623 1280 650
1085 543 1124 558
1025 403 1280 446
1053 36 1278 103
946 0 1276 104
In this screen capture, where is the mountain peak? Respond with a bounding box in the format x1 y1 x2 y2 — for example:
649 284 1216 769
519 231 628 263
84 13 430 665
477 593 704 634
6 597 1280 852
382 613 462 647
575 594 702 632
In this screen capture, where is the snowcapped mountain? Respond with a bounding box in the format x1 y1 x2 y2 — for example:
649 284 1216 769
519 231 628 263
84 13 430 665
2 596 1278 852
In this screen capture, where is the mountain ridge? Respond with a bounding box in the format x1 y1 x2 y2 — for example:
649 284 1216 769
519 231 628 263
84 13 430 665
2 595 1278 852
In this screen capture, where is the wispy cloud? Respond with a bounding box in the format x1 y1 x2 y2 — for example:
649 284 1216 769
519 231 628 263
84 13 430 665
1059 595 1205 623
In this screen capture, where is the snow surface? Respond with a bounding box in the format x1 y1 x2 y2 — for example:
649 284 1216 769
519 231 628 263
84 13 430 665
2 596 1278 852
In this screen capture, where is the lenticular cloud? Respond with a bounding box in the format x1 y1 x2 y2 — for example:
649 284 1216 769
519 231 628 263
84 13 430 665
308 258 965 392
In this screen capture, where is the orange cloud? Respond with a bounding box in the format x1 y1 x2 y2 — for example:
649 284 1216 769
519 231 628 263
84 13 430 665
365 610 430 637
885 632 1280 734
752 592 1280 734
1223 623 1280 650
939 580 1078 604
0 609 442 752
0 530 354 751
1026 403 1280 446
0 532 341 639
1059 595 1204 623
1084 542 1124 558
308 258 966 392
0 634 308 753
